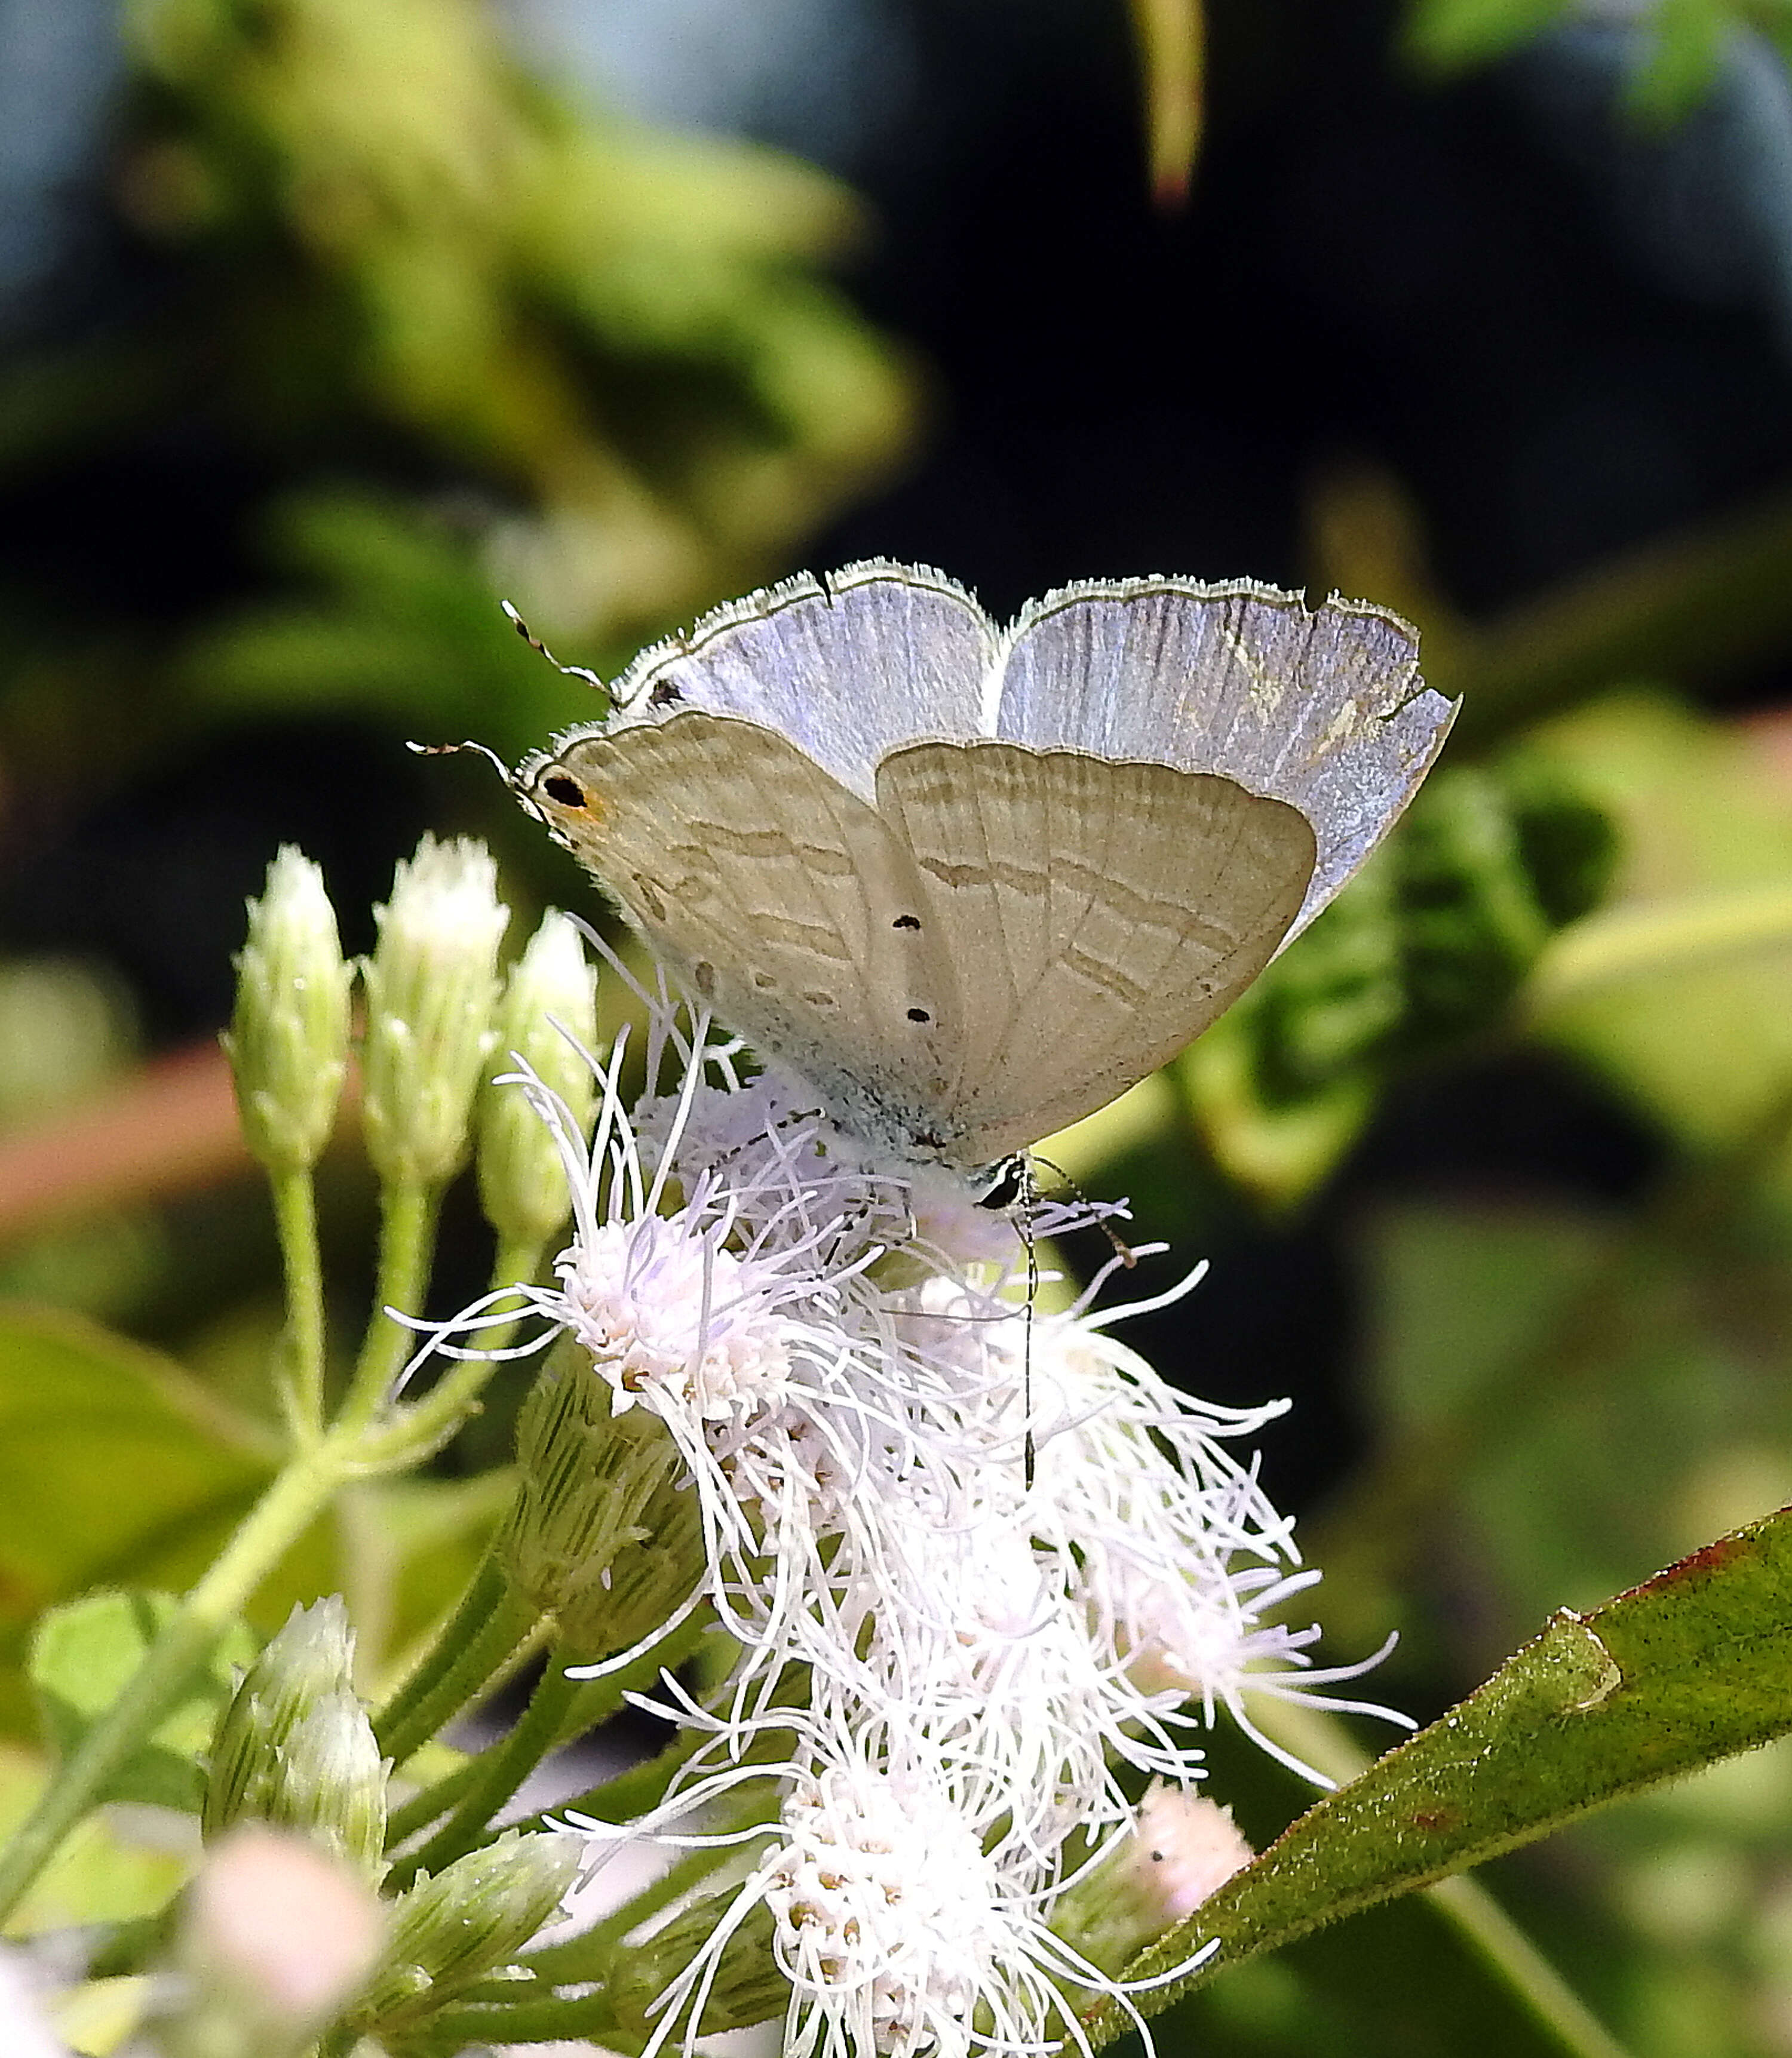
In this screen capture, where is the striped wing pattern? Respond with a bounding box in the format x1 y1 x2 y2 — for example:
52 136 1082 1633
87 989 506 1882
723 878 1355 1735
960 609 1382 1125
876 741 1316 1162
544 715 971 1159
532 712 1317 1171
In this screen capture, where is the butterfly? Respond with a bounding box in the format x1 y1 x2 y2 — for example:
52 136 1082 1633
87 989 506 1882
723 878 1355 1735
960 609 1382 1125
512 561 1455 1184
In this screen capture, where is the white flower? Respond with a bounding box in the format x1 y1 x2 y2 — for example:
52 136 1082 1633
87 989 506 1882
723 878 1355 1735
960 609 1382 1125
557 1212 797 1419
418 964 1403 2056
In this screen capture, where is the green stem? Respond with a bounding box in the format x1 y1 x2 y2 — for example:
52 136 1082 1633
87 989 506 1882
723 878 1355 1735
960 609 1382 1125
523 1780 780 1980
385 1757 481 1849
1427 1873 1634 2058
373 1553 539 1767
503 1643 714 1841
475 1235 548 1356
268 1165 328 1439
403 1994 632 2054
0 1438 348 1922
342 1175 440 1429
355 1239 544 1475
388 1647 584 1888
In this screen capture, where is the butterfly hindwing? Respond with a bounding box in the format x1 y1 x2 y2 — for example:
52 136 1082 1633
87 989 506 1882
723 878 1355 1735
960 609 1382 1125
529 712 971 1158
876 740 1318 1163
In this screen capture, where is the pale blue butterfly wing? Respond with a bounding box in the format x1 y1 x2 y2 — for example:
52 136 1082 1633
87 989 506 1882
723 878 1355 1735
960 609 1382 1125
992 579 1452 945
517 562 1455 1173
600 563 997 804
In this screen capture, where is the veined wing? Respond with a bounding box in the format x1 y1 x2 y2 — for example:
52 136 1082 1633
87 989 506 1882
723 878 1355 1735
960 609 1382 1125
526 712 971 1159
874 740 1317 1164
585 562 998 806
993 580 1452 947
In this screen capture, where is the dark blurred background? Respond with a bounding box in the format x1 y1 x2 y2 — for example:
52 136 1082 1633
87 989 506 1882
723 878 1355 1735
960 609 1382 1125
8 1 1792 2047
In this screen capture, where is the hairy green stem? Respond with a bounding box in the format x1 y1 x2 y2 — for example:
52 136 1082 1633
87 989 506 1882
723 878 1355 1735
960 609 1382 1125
388 1647 584 1888
402 1992 631 2054
385 1757 481 1850
268 1165 329 1439
0 1440 348 1921
373 1553 539 1767
476 1234 548 1354
343 1175 440 1429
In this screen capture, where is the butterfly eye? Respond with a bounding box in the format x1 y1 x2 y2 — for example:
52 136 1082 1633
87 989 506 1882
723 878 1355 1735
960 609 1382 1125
541 772 588 808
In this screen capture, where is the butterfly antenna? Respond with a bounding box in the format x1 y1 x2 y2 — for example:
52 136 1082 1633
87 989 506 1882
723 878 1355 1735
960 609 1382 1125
406 738 511 778
501 600 607 693
1030 1151 1136 1269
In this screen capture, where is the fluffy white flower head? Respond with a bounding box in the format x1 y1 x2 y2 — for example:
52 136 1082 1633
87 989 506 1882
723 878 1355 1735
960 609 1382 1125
560 1212 796 1421
765 1761 1058 2058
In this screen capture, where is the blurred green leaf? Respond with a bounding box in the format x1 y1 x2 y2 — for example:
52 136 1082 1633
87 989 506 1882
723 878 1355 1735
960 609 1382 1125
1176 757 1617 1206
1402 0 1742 121
121 0 915 659
0 1741 186 1934
1090 1504 1792 2045
1626 0 1732 123
0 1304 272 1739
1403 0 1573 73
30 1590 254 1813
1529 695 1792 1171
182 490 599 760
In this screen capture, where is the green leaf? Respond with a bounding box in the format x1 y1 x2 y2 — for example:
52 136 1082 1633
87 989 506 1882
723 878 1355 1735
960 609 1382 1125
1528 695 1792 1175
1403 0 1574 74
1627 0 1730 124
1170 758 1615 1208
1149 1715 1627 2058
30 1590 255 1812
0 1303 272 1738
0 1741 186 1934
1087 1504 1792 2043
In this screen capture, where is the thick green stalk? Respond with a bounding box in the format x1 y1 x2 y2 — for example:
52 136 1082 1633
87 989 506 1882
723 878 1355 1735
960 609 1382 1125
388 1649 584 1888
0 1440 348 1921
402 1992 630 2054
373 1553 539 1767
385 1757 481 1849
477 1235 548 1353
342 1175 440 1429
268 1163 329 1439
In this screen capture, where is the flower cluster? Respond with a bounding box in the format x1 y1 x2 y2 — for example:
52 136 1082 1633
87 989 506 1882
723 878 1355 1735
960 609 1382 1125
424 950 1406 2058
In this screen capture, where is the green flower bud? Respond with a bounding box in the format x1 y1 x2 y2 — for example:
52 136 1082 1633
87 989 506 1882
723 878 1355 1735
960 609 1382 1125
607 1888 785 2039
259 1692 388 1876
477 909 599 1249
204 1598 386 1879
350 1830 582 2038
223 847 353 1172
499 1343 704 1660
360 835 508 1188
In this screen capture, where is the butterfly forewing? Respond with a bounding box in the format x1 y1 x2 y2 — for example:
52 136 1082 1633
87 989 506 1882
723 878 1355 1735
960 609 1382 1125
532 713 969 1156
994 582 1449 947
603 564 998 806
876 741 1317 1163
